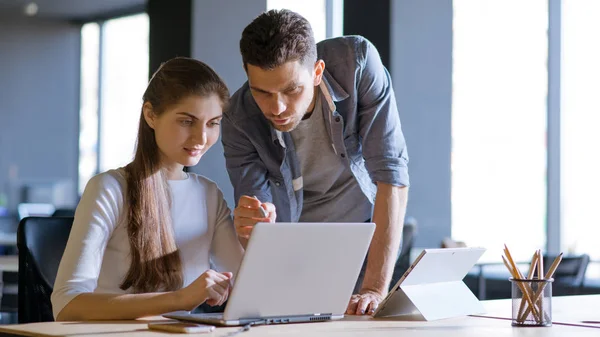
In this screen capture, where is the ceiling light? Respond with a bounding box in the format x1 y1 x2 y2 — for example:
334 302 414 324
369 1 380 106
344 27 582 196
24 2 39 17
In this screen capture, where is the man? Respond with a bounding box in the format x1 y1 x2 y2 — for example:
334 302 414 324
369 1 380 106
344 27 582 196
222 9 409 316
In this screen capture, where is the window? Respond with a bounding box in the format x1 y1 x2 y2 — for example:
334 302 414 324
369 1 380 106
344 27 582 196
78 13 149 192
452 0 548 261
561 0 600 261
78 23 100 195
99 13 149 172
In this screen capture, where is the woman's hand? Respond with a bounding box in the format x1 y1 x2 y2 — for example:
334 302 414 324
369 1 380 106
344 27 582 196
177 270 233 311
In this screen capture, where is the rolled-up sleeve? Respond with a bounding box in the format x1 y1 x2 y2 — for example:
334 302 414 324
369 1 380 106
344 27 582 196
356 39 409 187
51 173 121 319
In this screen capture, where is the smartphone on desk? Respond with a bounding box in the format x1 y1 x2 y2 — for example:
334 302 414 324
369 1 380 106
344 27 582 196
148 322 215 333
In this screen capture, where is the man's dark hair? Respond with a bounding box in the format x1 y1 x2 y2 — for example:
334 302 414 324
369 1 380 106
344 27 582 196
240 9 317 70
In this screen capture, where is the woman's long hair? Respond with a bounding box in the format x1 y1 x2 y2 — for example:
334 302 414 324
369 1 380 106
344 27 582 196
120 57 229 293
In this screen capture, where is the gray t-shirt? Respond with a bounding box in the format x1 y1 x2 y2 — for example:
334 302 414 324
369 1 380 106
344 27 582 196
290 89 372 222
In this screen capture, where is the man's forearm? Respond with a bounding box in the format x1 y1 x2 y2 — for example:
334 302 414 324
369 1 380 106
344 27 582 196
360 183 408 295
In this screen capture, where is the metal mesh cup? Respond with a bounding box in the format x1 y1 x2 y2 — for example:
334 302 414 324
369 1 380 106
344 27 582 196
510 278 553 327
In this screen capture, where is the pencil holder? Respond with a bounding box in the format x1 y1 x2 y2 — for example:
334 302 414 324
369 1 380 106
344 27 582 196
510 278 553 327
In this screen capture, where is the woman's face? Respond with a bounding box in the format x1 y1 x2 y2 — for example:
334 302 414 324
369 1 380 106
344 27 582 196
145 94 223 173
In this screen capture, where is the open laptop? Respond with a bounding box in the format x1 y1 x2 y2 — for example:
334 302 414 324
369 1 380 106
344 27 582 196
373 247 486 320
165 222 375 326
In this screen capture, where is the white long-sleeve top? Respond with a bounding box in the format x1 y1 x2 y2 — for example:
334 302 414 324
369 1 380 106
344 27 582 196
51 169 244 319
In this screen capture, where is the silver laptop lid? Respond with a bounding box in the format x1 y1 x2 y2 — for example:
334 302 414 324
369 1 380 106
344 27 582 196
399 247 486 286
374 247 486 318
224 222 375 320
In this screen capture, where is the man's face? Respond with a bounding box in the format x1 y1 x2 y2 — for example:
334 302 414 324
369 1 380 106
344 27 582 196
247 60 324 132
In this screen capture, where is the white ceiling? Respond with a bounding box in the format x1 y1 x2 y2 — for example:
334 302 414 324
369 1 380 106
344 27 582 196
0 0 146 21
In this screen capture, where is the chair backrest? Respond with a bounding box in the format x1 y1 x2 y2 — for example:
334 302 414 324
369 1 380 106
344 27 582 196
17 216 74 323
543 254 590 288
51 208 75 217
17 203 55 220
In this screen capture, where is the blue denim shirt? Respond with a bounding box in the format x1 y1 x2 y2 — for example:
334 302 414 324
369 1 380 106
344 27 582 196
222 36 409 222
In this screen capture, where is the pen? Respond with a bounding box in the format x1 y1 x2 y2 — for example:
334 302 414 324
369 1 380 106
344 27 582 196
253 196 268 218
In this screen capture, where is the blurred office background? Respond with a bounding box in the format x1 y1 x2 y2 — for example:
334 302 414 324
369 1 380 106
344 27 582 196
0 0 599 320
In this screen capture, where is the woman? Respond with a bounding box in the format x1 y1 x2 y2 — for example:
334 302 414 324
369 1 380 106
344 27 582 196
52 57 244 321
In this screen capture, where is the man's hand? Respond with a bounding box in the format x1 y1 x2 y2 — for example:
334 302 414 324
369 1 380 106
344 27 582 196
233 195 276 239
345 290 385 316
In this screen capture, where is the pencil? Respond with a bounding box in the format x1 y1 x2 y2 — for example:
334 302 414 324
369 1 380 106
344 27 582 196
502 254 540 321
536 250 544 322
518 253 563 322
537 250 544 280
503 246 541 321
544 253 564 280
517 252 539 321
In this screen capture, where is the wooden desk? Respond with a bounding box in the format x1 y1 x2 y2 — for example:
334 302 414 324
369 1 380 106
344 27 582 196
475 294 600 328
0 296 598 337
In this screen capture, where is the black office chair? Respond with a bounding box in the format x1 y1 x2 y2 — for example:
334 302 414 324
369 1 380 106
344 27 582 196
543 254 590 295
17 216 74 323
471 253 591 300
51 208 75 217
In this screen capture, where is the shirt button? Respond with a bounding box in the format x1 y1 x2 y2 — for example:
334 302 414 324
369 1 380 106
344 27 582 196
275 181 281 187
340 153 346 158
335 116 341 122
